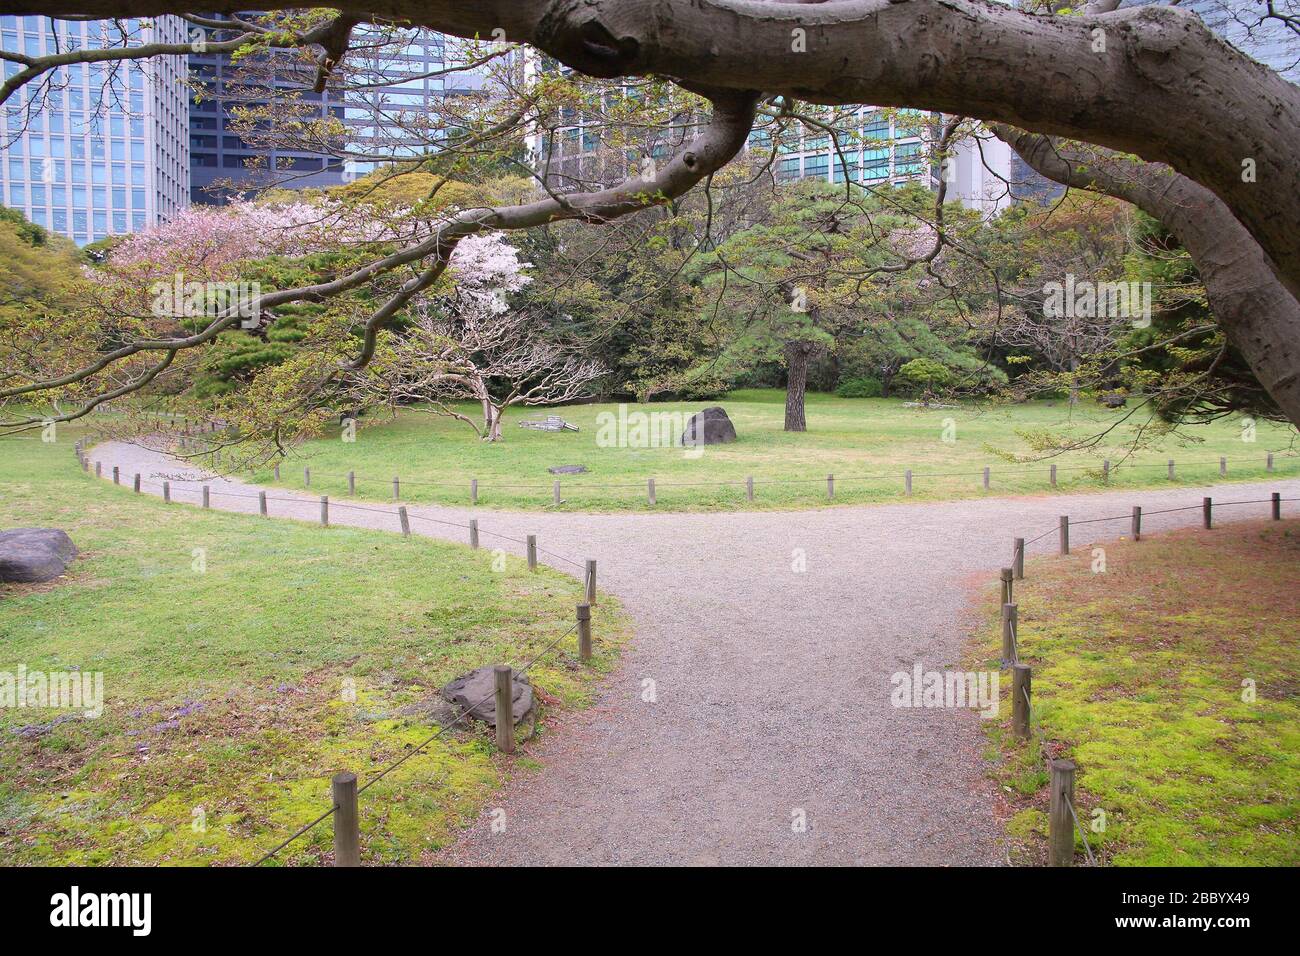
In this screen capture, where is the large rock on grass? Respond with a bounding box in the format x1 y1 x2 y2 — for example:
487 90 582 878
0 528 77 583
440 666 535 728
681 406 737 447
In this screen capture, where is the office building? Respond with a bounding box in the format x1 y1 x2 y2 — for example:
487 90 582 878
0 15 189 244
188 19 489 203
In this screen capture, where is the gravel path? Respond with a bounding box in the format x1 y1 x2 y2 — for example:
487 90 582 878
85 441 1299 866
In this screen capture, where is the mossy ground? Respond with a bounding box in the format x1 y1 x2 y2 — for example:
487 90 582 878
0 429 627 865
970 519 1299 866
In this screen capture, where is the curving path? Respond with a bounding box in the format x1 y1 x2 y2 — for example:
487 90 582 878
86 441 1299 866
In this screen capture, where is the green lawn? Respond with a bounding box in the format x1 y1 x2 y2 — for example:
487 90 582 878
0 430 624 865
234 390 1298 511
972 520 1300 866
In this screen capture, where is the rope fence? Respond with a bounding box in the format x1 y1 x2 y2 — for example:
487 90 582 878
151 427 1299 508
998 490 1295 866
73 438 601 867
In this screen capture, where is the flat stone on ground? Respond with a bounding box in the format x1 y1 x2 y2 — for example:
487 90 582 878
440 666 535 728
548 465 588 475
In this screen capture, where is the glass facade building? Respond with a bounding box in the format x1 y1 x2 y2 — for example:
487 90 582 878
0 15 189 244
188 21 486 202
188 14 346 203
759 107 932 189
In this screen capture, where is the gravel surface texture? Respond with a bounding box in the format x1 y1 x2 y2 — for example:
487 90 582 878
85 441 1300 865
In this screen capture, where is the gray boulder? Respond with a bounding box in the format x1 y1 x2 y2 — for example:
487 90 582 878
440 666 535 728
681 406 737 447
0 528 77 583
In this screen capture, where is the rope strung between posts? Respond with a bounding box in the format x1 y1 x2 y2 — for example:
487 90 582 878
159 439 1300 497
86 456 597 866
1003 491 1297 866
1064 792 1098 866
251 613 582 865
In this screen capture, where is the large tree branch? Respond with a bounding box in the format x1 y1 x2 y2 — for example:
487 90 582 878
6 2 1295 297
996 126 1300 428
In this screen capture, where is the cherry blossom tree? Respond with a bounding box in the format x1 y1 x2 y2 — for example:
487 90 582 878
357 233 605 441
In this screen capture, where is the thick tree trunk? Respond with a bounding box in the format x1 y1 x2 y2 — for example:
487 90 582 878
880 363 898 400
479 394 504 441
998 128 1300 429
784 341 814 432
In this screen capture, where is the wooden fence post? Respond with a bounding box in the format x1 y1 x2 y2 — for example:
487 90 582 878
469 519 479 549
905 469 912 496
95 462 101 478
1220 456 1227 476
827 474 834 500
163 481 171 503
585 559 596 605
1050 464 1057 488
648 478 656 505
983 466 990 491
1013 538 1025 580
398 506 410 537
331 771 360 867
1167 459 1175 481
1000 567 1013 607
526 534 537 571
112 466 119 485
347 471 355 495
320 495 329 527
82 456 89 473
471 478 478 506
1059 515 1069 555
202 486 210 509
304 467 310 488
1132 505 1142 541
1203 496 1212 529
133 473 141 493
1012 663 1031 740
274 462 280 481
577 603 592 662
259 491 267 516
1001 603 1018 662
1049 759 1078 867
1102 460 1110 483
553 480 561 506
746 476 754 502
1272 492 1281 521
494 665 515 754
392 477 400 501
1267 452 1274 472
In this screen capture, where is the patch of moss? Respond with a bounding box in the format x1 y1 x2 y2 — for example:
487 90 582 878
971 520 1300 866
